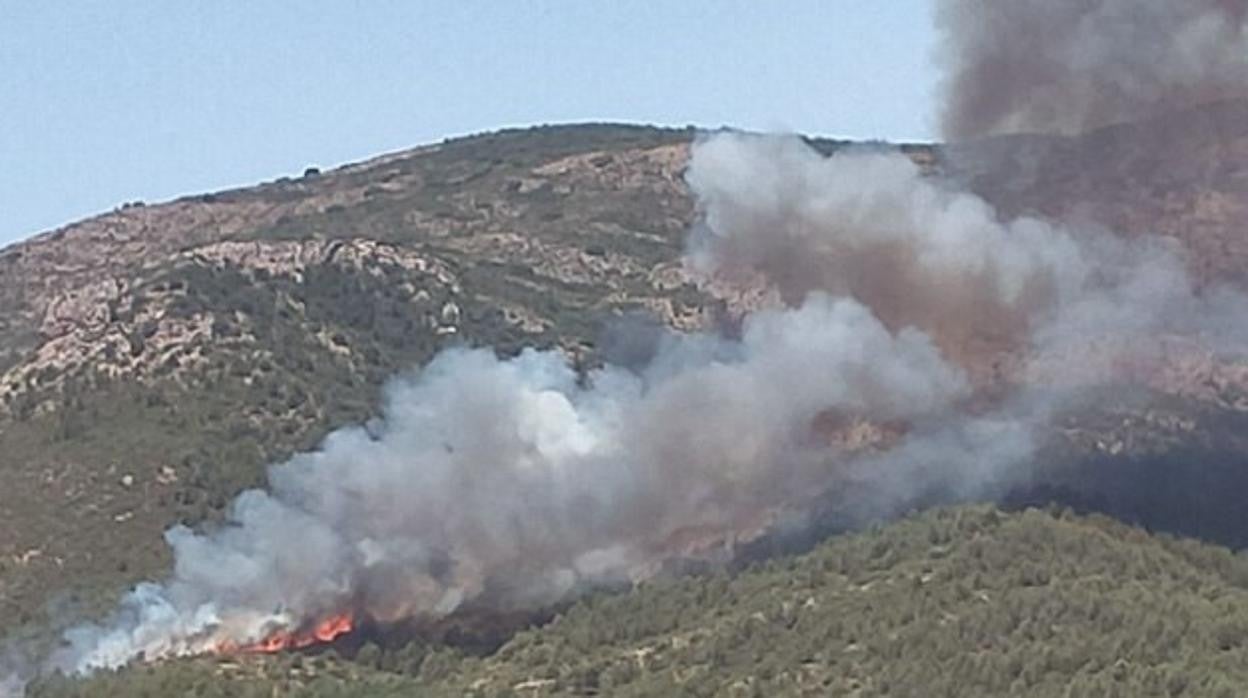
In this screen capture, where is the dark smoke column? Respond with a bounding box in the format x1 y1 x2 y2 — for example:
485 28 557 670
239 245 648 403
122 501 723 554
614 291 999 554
937 0 1248 140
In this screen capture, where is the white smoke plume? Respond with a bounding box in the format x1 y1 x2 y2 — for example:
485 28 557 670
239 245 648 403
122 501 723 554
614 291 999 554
46 292 967 674
937 0 1248 139
685 135 1085 381
8 132 1246 692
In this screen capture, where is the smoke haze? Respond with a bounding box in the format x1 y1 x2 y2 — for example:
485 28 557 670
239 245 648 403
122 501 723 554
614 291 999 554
937 0 1248 139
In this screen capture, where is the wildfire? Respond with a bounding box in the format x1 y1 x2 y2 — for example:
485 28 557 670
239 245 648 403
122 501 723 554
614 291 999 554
220 613 356 655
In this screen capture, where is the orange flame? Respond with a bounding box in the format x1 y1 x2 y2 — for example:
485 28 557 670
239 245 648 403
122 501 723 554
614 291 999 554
231 612 356 654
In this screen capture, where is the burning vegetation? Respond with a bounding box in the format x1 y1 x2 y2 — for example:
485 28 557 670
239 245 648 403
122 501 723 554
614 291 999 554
222 613 356 656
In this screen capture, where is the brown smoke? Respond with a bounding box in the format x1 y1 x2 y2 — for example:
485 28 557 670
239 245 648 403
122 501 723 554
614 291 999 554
684 136 1086 385
937 0 1248 139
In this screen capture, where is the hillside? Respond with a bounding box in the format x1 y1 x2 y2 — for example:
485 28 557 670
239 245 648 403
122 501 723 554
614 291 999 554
0 124 710 631
27 505 1248 697
6 106 1248 694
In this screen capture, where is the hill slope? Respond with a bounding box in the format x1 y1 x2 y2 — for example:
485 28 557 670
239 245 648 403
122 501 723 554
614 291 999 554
0 125 710 629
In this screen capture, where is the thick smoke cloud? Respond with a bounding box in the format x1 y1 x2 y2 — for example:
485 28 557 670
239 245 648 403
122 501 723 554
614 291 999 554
685 136 1085 380
45 277 974 673
684 135 1245 387
7 132 1246 693
937 0 1248 139
50 298 966 674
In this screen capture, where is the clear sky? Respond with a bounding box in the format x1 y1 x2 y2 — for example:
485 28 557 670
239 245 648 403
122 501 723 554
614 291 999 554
0 1 938 246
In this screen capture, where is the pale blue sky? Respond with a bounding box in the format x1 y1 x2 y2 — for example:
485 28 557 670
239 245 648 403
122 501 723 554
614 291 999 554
0 1 938 246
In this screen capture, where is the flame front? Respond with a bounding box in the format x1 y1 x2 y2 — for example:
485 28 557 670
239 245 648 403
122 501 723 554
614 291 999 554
234 613 355 655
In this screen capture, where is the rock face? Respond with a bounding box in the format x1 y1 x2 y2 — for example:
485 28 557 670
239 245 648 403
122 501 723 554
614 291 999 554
2 112 1248 631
